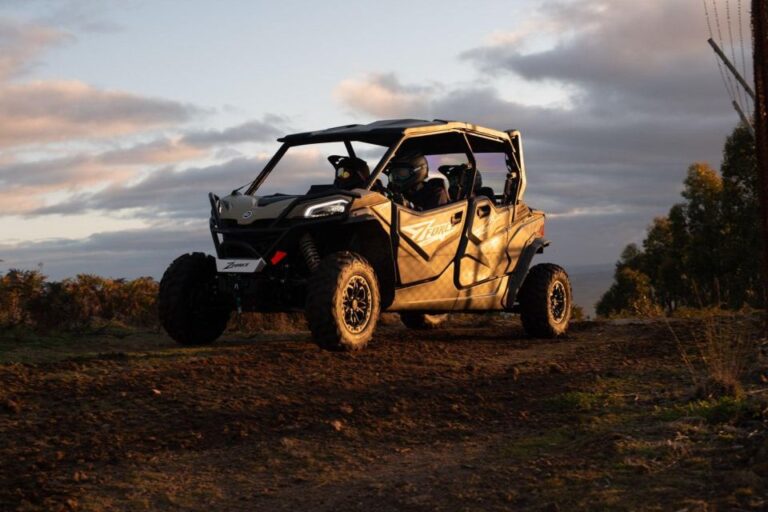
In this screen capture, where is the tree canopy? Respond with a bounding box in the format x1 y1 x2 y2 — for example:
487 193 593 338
597 124 763 316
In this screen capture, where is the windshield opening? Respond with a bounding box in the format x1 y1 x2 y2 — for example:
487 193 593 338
253 141 388 196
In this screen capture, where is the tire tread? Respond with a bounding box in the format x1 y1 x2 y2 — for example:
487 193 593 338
518 263 571 338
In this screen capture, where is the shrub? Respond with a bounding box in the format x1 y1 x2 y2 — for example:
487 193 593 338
0 269 45 328
7 272 161 333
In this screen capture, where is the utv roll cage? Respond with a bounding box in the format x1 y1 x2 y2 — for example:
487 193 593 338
245 119 526 206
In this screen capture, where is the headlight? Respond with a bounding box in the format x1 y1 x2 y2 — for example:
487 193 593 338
303 199 349 218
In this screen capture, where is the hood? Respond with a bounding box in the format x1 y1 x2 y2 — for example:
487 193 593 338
216 193 297 225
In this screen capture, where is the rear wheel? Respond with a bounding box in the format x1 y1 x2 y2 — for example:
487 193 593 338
517 263 571 338
159 253 231 346
399 312 448 330
305 252 380 351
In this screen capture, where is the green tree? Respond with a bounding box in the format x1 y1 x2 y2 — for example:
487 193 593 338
681 162 724 304
719 124 762 307
596 265 653 317
596 244 652 316
641 216 678 311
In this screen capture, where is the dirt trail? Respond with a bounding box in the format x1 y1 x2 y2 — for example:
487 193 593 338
0 318 765 511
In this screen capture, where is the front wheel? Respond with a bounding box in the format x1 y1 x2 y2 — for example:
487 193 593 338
305 252 381 351
158 253 231 346
517 263 572 338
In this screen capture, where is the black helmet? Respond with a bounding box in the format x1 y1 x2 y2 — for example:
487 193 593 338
329 155 370 190
439 164 482 200
387 151 428 192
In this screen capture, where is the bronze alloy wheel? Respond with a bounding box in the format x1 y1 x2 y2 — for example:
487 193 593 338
550 281 567 323
306 251 381 351
342 275 373 334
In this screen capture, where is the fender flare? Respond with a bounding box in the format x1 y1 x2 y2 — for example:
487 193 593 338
503 237 550 309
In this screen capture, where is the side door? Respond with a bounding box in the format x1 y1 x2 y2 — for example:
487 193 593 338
456 133 521 288
394 200 468 285
457 196 511 287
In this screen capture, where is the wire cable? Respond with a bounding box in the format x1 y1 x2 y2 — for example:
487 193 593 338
726 0 747 110
704 0 738 102
712 0 740 99
737 0 753 114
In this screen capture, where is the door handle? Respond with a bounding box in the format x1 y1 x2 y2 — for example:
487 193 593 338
451 211 463 225
477 205 491 218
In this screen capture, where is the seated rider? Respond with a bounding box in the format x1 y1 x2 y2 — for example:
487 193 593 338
386 152 449 211
329 155 370 190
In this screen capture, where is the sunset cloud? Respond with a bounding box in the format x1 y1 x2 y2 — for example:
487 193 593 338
0 17 70 80
334 73 433 118
0 80 198 148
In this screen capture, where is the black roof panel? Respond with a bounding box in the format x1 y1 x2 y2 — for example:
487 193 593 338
278 119 512 146
279 119 450 145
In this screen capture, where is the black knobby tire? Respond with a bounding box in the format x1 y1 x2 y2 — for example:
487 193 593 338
158 252 231 346
399 312 448 330
517 263 572 338
305 251 381 352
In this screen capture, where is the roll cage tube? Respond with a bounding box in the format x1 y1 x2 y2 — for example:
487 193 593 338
363 130 477 191
245 143 289 195
246 140 369 196
464 132 522 206
247 129 504 197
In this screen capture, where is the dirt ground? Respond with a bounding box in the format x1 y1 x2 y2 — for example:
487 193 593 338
0 316 766 512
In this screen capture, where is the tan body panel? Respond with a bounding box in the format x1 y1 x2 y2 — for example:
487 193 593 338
395 201 467 285
453 274 509 310
458 198 511 287
388 203 544 312
503 211 545 274
390 263 462 310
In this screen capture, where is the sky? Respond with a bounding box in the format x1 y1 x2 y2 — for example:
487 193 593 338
0 0 754 279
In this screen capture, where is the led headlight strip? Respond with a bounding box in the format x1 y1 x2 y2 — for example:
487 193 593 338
303 198 349 218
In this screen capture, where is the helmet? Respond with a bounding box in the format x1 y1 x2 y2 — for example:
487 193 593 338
440 164 482 200
387 152 429 192
330 156 370 190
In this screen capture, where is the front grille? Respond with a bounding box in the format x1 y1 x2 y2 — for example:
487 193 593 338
220 233 280 258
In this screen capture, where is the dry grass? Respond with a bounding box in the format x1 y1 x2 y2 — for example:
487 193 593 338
666 312 764 399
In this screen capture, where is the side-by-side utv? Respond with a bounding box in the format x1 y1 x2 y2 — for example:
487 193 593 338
158 119 572 351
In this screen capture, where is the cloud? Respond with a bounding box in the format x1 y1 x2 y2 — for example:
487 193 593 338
0 112 292 216
0 17 70 80
0 140 203 215
334 73 434 118
181 115 288 147
0 80 199 148
38 1 125 34
331 1 742 264
99 138 205 165
0 225 211 280
461 0 737 116
36 155 270 218
34 145 340 219
0 17 201 149
0 154 138 214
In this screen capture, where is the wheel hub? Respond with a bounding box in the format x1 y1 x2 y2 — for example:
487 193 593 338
342 275 372 334
550 281 567 322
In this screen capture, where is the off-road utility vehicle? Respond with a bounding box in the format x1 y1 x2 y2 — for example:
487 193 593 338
159 119 572 351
